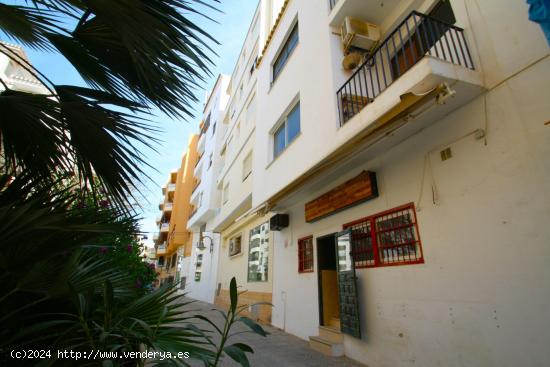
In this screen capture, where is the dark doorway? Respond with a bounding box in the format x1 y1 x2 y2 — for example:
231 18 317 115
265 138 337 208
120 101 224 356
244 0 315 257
316 233 340 328
391 0 457 78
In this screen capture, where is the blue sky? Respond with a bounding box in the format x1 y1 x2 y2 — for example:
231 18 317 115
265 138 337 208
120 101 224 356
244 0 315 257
10 1 259 245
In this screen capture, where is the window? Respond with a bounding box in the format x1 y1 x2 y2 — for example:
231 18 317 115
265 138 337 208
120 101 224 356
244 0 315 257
194 271 202 281
273 102 300 158
298 236 314 273
343 203 424 268
242 151 252 181
223 183 229 204
229 235 242 257
212 122 216 136
247 223 270 282
273 22 299 81
208 153 213 169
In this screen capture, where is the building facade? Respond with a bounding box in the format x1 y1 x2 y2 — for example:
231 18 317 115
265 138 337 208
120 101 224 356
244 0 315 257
0 42 48 95
184 75 230 303
208 4 275 324
250 0 550 366
158 0 549 365
154 135 199 286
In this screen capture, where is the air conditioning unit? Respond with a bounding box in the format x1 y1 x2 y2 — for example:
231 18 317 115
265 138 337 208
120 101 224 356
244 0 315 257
341 17 380 53
270 214 289 231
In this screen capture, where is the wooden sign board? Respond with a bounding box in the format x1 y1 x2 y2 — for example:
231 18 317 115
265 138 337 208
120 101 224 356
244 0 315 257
305 171 378 223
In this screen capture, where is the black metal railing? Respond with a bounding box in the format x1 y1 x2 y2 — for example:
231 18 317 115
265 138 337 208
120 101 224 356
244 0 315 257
329 0 339 10
337 11 474 125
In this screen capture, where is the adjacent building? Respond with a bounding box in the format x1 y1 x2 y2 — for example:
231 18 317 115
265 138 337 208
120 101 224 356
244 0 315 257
184 75 230 303
154 135 199 286
159 0 550 366
0 42 48 94
208 5 274 324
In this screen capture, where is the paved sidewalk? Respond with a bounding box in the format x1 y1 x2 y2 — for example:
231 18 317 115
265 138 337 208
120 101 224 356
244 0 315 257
184 299 366 367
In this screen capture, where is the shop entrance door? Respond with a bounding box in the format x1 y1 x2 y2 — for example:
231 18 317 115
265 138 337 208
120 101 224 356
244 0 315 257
316 233 340 329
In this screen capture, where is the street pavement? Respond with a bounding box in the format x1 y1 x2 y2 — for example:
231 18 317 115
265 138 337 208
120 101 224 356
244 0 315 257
182 298 366 367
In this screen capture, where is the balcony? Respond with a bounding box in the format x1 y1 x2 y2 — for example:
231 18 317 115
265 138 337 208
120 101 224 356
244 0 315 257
170 169 178 183
197 133 206 155
153 232 159 241
188 206 198 220
194 153 204 177
155 215 162 224
167 183 176 193
163 202 173 213
156 243 167 255
336 11 477 125
160 222 170 232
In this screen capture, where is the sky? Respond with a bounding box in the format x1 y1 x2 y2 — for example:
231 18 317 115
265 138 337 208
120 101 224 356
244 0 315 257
7 0 259 247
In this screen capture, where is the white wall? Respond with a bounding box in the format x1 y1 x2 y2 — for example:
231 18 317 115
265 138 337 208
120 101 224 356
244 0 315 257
271 53 550 367
183 232 221 304
252 0 549 208
259 0 549 366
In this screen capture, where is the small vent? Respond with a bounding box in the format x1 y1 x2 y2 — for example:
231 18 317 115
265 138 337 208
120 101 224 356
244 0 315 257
440 147 452 161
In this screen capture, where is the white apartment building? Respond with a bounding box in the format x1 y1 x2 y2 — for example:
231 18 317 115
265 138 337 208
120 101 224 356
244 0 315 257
246 0 550 366
184 74 230 303
207 3 277 323
0 42 48 94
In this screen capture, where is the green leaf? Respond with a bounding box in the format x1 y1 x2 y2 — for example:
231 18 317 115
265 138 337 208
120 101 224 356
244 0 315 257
237 317 269 337
229 277 238 314
231 343 254 353
223 344 251 367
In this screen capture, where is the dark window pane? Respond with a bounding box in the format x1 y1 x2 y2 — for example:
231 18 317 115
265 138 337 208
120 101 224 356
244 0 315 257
287 103 300 144
272 23 299 80
274 124 286 157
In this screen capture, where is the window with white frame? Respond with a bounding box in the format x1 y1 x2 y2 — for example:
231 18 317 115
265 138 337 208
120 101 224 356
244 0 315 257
273 22 299 81
242 151 253 181
273 102 300 158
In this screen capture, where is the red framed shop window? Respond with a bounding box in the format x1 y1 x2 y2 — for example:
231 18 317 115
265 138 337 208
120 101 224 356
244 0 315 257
298 236 314 273
343 202 424 268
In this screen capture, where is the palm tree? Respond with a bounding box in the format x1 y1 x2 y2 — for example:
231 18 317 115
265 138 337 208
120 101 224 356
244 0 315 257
0 1 267 366
0 0 218 208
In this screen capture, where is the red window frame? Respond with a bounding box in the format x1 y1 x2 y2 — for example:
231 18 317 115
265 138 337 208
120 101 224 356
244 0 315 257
343 202 424 268
298 236 314 273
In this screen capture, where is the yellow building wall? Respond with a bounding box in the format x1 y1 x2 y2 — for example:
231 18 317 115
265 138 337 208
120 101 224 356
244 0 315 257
169 134 199 258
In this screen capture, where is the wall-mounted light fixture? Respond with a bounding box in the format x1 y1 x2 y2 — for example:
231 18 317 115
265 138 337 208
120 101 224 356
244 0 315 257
197 231 214 253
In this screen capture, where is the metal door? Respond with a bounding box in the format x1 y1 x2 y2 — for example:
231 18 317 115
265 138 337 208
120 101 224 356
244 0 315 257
335 229 361 338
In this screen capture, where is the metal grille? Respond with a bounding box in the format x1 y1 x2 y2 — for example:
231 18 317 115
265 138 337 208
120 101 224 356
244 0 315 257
346 220 375 268
298 236 314 273
337 10 474 125
344 203 423 268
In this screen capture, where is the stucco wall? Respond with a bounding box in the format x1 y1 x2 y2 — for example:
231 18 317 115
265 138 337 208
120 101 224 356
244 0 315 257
271 55 550 367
